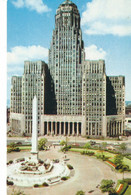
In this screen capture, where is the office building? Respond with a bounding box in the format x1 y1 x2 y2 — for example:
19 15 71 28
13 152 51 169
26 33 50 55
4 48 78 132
10 0 125 137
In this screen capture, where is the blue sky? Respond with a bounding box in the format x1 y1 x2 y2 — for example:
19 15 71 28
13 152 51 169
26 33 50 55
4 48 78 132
7 0 131 105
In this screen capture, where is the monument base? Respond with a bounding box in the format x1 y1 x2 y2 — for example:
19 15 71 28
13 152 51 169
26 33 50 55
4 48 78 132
30 152 38 163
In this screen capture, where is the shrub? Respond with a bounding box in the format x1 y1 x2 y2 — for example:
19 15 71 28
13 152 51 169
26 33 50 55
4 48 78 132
81 150 87 155
67 164 73 170
9 160 13 164
100 179 115 193
7 180 14 185
38 138 48 150
34 184 39 188
61 176 69 181
14 147 20 152
53 159 59 163
83 142 91 149
81 150 94 156
114 154 123 167
107 150 120 154
123 178 131 184
87 151 95 156
96 155 109 161
11 189 27 195
76 190 85 195
7 148 12 153
7 147 20 153
61 145 71 152
38 159 44 164
42 182 49 187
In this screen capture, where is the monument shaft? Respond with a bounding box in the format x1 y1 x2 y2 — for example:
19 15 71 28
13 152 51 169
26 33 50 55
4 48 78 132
31 96 38 154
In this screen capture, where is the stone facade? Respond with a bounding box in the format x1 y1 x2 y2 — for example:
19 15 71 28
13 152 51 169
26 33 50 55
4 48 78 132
10 76 22 114
82 60 106 137
107 76 125 115
10 113 25 135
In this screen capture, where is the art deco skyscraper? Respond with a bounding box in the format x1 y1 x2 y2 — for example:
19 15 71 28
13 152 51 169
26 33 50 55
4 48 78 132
49 0 84 115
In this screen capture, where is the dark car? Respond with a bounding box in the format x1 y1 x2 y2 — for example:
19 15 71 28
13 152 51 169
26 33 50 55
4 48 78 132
16 142 22 145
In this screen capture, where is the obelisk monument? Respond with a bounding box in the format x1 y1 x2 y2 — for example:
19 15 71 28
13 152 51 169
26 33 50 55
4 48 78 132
31 95 38 162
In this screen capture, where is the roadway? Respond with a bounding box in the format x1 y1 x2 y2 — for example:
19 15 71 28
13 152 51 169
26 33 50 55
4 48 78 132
7 136 131 153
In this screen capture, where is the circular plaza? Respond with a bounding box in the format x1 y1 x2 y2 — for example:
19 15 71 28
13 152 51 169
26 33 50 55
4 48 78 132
7 146 118 195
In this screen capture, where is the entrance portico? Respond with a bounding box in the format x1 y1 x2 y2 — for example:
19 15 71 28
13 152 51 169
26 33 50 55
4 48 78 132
41 115 86 136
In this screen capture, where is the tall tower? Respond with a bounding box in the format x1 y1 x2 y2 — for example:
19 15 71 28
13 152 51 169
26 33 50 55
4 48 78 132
49 0 84 115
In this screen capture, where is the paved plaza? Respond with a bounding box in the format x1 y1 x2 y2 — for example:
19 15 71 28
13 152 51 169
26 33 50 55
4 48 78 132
6 145 126 195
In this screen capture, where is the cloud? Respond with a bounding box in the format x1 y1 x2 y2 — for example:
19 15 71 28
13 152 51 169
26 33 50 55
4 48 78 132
7 45 48 73
81 0 131 36
85 45 106 60
12 0 51 13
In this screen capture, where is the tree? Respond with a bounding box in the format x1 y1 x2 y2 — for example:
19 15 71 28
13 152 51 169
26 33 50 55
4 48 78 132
76 190 85 195
38 138 47 150
100 142 107 155
101 142 107 150
60 140 66 146
84 142 91 149
100 179 115 193
120 165 129 180
114 154 123 167
119 143 127 154
9 142 16 149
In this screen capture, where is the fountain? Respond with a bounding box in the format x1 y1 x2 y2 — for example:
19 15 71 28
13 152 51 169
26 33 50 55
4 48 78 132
7 96 70 187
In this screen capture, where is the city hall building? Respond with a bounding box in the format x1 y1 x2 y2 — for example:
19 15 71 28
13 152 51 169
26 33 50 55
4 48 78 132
10 0 125 137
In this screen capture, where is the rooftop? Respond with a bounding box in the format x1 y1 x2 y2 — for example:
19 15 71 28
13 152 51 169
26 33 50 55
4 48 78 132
59 0 77 8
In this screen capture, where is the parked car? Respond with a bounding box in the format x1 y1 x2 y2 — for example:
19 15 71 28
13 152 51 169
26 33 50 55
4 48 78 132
90 140 96 145
16 141 22 145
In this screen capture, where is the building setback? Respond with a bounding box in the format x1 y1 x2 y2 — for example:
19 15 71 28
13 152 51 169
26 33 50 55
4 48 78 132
10 0 125 137
82 60 106 136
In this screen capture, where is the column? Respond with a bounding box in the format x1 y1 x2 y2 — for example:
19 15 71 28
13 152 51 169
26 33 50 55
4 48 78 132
55 122 57 135
59 122 61 135
119 122 120 135
47 122 49 135
77 123 79 136
116 122 118 137
64 122 66 135
107 123 109 136
43 122 45 135
51 122 53 135
68 122 70 136
72 122 75 135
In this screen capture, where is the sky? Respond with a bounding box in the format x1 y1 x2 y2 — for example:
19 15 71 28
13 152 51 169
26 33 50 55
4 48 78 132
7 0 131 105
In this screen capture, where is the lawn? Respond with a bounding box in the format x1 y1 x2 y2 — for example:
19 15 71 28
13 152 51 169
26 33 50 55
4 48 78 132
124 185 131 195
19 146 31 150
69 148 131 169
70 148 115 158
123 158 131 170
